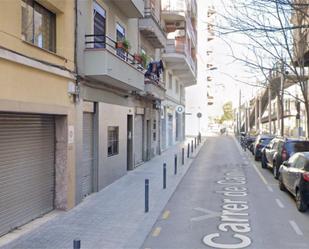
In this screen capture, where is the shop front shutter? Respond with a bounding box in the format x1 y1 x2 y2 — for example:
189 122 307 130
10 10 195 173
134 115 144 166
82 112 94 197
0 113 55 236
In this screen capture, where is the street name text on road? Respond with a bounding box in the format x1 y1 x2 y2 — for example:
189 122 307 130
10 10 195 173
203 169 252 249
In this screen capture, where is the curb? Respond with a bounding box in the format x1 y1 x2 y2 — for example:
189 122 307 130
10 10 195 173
124 139 206 249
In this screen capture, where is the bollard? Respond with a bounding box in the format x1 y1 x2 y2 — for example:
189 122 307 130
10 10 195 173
145 179 149 213
174 154 177 175
163 163 166 189
73 240 81 249
182 148 185 165
194 137 196 149
191 140 193 153
187 143 190 158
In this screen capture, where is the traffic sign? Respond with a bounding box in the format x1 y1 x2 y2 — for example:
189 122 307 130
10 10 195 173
176 105 185 114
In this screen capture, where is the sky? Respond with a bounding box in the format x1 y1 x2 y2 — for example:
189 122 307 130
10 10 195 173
188 0 258 117
186 0 264 133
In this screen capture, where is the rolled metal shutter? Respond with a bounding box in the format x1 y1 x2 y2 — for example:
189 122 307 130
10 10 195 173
82 113 94 197
134 115 143 166
0 113 55 236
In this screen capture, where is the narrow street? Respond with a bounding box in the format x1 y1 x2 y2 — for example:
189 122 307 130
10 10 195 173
142 135 309 249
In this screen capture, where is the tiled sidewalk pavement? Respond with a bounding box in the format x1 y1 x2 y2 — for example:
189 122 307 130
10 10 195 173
1 137 205 249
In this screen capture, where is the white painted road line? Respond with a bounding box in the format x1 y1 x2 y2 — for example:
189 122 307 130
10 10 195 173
275 199 284 208
289 220 303 236
251 160 268 186
267 186 274 192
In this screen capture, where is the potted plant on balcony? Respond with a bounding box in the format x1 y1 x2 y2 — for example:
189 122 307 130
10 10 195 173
134 53 142 64
141 52 149 68
116 38 131 52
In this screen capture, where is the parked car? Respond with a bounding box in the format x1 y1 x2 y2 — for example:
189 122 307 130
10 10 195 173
279 152 309 212
253 135 274 161
261 138 309 179
245 135 256 154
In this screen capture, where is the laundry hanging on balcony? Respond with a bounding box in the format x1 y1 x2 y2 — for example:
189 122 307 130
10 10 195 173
145 60 164 83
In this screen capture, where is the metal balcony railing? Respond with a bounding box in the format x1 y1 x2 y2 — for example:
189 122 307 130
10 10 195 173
85 34 166 90
85 34 145 72
165 38 196 74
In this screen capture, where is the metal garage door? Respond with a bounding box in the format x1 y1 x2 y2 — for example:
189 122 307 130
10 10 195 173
0 113 55 236
82 112 94 197
134 114 143 166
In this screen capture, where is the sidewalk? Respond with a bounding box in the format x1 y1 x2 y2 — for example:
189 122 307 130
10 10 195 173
1 138 205 249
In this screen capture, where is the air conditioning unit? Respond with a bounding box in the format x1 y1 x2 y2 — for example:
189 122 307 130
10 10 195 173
175 21 185 29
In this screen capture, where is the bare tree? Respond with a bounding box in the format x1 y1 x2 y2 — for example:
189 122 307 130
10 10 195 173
215 0 309 136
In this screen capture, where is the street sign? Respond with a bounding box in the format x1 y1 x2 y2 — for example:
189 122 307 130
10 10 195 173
176 105 185 114
197 112 202 118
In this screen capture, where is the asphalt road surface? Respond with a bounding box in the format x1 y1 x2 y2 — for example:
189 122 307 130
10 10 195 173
141 135 309 249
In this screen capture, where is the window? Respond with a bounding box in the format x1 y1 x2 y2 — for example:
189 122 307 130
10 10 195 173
93 1 106 48
175 80 179 93
294 156 306 169
108 126 119 156
168 73 173 89
153 119 156 141
116 23 126 58
21 0 56 52
116 23 125 41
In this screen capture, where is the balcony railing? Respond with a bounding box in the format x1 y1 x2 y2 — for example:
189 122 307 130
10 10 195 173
85 34 145 72
165 38 196 73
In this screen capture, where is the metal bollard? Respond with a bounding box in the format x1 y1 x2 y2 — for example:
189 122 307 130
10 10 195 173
73 240 81 249
174 154 177 175
187 143 190 158
194 137 196 149
182 148 185 165
191 140 193 153
163 163 166 189
145 179 149 213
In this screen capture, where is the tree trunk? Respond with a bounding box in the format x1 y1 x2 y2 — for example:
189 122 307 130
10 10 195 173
280 96 284 136
305 103 309 138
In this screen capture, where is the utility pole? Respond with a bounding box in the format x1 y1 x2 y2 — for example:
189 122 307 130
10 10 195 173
280 60 285 137
268 84 272 134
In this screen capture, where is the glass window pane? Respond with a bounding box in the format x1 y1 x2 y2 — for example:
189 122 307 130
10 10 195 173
108 126 119 156
31 3 56 52
21 0 34 42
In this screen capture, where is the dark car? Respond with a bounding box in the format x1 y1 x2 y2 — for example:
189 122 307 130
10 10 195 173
253 135 274 161
279 152 309 212
261 138 309 179
245 136 256 154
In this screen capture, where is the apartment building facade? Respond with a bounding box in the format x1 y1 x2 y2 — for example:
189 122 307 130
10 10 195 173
0 0 76 236
161 0 197 148
0 0 197 236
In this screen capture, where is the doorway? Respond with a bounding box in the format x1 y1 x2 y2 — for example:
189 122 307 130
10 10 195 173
127 115 133 170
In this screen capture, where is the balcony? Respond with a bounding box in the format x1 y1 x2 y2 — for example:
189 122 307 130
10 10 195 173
143 64 166 100
111 0 144 18
162 38 197 86
161 0 186 21
84 34 145 92
144 79 166 100
138 8 167 48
